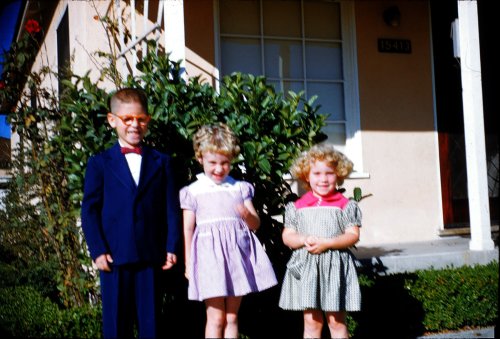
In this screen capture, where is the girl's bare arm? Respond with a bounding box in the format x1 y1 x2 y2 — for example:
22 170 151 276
305 226 360 254
282 227 309 250
237 200 260 231
182 209 196 279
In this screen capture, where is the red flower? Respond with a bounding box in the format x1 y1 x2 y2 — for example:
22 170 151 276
0 81 5 90
25 19 41 34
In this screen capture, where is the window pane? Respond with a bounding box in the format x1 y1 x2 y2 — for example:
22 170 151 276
263 0 301 37
269 80 304 96
307 82 344 120
221 38 262 75
219 1 360 171
264 39 303 79
220 0 260 35
322 123 346 152
304 1 341 39
305 42 343 79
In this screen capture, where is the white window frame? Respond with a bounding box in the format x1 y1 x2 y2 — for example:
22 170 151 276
214 0 365 175
340 2 365 176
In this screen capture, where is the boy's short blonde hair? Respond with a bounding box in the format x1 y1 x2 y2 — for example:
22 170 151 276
110 88 148 114
291 143 353 189
193 123 240 160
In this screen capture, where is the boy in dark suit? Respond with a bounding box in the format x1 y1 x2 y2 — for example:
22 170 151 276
81 88 181 338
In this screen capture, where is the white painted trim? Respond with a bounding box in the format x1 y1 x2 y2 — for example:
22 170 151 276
213 0 222 93
155 0 164 54
142 0 149 56
348 172 370 180
115 0 127 72
163 0 186 77
457 1 494 251
341 1 364 174
130 0 137 76
118 23 161 57
54 1 69 29
427 0 445 232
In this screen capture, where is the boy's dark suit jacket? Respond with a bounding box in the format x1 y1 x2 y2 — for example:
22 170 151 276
81 142 181 265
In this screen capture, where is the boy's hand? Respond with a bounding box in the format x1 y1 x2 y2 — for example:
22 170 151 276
162 253 177 270
95 254 113 272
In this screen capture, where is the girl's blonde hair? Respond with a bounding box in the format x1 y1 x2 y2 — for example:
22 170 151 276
193 123 240 160
291 143 353 189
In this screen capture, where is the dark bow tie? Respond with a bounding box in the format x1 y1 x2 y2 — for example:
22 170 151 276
121 146 142 155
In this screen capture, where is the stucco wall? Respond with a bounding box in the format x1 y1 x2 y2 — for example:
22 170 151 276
348 0 443 246
17 0 445 247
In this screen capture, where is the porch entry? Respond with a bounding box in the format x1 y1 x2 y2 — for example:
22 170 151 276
431 1 498 230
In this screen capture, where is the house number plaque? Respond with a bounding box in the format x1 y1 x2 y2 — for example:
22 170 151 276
378 38 412 54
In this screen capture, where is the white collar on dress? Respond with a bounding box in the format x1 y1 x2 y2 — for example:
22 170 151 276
196 173 236 187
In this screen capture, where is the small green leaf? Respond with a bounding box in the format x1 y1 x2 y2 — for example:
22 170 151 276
353 187 362 202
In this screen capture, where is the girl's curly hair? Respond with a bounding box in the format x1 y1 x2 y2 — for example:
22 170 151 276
193 123 240 160
291 143 353 189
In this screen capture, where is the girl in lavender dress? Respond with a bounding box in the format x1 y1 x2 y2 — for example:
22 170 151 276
180 123 277 338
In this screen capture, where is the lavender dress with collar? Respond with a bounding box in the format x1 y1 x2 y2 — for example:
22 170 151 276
180 174 277 301
279 191 362 312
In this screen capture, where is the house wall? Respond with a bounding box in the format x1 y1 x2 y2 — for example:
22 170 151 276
184 0 218 86
345 0 443 246
14 0 445 247
70 0 217 87
69 1 112 83
26 1 125 89
184 0 215 65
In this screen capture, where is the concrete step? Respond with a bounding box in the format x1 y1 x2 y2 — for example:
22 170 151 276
353 236 498 274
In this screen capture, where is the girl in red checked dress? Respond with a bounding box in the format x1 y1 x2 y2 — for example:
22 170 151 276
180 123 277 339
279 143 362 339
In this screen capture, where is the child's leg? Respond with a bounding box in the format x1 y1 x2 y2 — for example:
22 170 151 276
101 268 135 338
205 297 226 338
303 309 324 339
325 311 349 339
224 296 242 338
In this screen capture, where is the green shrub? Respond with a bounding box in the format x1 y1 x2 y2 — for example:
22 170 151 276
351 261 498 338
0 286 60 338
2 37 325 335
2 36 324 308
58 304 102 339
2 17 495 338
0 246 60 302
0 286 102 338
404 261 498 332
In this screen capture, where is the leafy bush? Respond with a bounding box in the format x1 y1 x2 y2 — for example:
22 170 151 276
1 263 496 338
0 286 102 338
57 304 102 339
350 261 498 338
404 261 498 332
0 286 60 338
3 15 494 339
0 23 101 308
127 53 326 271
1 27 324 318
